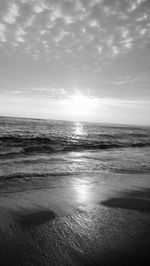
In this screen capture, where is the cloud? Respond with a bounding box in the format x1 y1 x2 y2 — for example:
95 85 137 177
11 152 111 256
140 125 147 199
13 86 68 98
127 0 147 12
97 45 102 54
75 0 86 12
16 26 26 43
111 46 120 56
88 19 99 28
114 76 139 85
32 1 47 14
50 5 63 22
23 15 35 28
122 37 133 49
0 0 150 69
103 5 117 16
3 2 19 24
137 13 148 21
54 30 69 44
64 15 74 25
0 23 6 42
121 28 129 38
88 0 104 7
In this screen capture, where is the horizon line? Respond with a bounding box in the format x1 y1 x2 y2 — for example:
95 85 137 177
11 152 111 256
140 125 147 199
0 115 149 128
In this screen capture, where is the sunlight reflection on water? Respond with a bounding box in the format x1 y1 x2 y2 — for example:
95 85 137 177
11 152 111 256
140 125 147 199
75 183 90 202
74 122 84 136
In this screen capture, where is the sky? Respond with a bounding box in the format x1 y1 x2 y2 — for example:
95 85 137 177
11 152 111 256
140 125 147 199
0 0 150 125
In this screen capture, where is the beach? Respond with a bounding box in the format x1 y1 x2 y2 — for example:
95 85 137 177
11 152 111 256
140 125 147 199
1 0 150 264
0 173 150 266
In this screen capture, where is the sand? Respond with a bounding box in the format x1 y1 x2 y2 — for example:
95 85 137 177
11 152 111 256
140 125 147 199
0 177 150 266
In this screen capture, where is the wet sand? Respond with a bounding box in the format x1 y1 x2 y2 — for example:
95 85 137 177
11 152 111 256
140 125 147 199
0 178 150 266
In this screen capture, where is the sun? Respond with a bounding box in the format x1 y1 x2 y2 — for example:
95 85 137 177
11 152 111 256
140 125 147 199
63 92 96 118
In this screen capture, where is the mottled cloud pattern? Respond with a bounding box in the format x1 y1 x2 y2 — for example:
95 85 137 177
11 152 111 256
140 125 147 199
0 0 150 63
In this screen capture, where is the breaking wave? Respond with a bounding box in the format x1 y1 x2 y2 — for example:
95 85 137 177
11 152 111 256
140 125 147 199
0 171 77 181
0 135 150 158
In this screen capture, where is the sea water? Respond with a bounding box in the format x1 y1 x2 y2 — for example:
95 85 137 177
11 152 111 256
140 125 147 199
0 116 150 194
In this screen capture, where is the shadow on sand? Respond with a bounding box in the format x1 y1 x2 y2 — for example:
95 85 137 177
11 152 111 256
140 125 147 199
100 188 150 213
17 209 57 227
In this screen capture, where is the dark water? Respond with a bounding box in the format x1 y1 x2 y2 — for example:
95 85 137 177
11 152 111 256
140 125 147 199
0 116 150 191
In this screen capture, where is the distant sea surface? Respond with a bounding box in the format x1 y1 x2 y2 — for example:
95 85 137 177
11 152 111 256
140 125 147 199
0 116 150 192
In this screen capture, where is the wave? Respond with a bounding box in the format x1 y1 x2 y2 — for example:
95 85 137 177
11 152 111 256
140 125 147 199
0 171 77 181
0 136 54 144
112 168 150 174
0 136 150 158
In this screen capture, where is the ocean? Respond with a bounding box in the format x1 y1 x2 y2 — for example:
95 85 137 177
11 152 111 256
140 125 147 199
0 116 150 193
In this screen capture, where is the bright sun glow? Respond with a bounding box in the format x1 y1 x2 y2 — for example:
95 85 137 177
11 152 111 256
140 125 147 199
63 92 97 119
